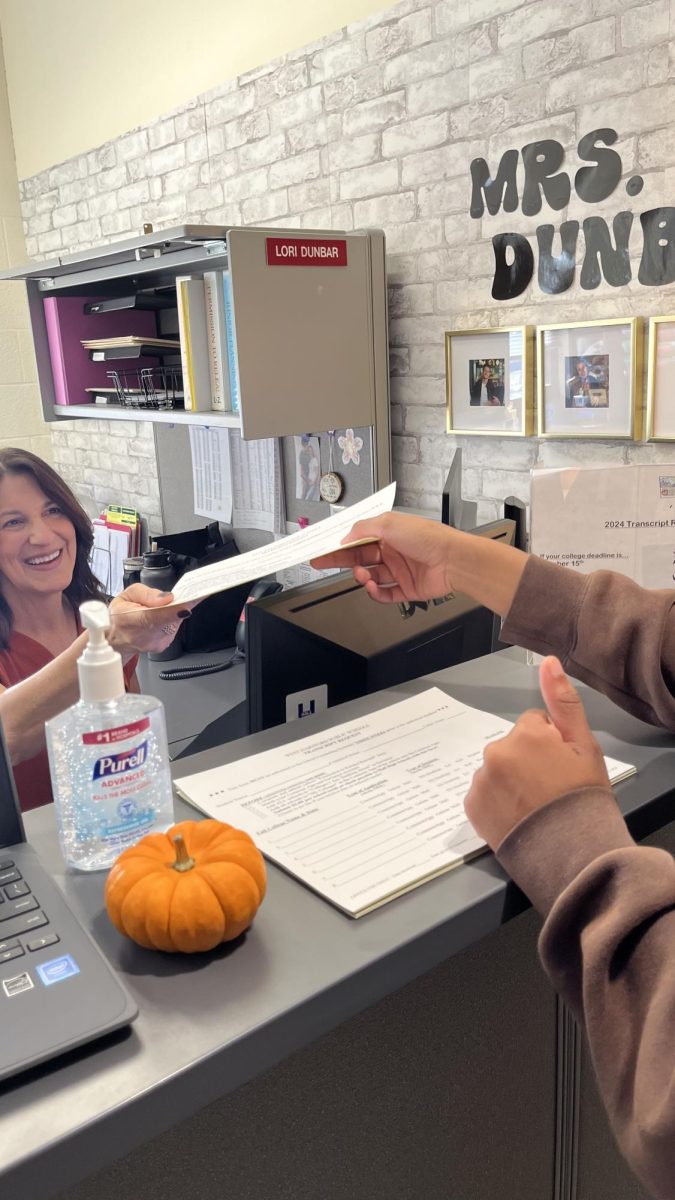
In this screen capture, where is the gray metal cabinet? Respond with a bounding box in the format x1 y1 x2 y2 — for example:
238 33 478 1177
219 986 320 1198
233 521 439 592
1 224 392 488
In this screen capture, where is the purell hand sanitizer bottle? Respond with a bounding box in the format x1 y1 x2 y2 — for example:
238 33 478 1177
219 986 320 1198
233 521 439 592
46 600 174 871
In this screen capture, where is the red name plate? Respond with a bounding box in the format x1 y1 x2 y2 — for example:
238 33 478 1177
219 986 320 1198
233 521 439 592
266 237 348 266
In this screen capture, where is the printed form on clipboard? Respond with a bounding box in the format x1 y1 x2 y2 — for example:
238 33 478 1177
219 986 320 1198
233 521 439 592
173 688 636 918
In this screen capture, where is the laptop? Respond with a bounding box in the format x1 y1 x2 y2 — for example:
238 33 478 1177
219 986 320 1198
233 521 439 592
0 718 137 1082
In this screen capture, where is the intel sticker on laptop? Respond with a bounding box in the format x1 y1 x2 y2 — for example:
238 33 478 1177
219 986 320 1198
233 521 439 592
37 955 80 987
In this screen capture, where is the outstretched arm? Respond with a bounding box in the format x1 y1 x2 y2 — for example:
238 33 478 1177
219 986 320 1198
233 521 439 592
467 659 675 1199
0 584 193 764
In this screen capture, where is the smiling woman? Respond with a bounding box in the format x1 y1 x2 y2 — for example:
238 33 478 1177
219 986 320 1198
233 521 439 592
0 448 194 812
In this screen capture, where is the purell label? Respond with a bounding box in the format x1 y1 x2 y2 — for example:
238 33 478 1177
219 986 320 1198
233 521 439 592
93 741 148 780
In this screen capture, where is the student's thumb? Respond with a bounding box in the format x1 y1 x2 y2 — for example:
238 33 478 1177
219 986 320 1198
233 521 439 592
539 656 593 746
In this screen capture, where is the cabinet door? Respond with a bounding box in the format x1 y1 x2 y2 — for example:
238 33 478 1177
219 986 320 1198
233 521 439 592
228 229 376 439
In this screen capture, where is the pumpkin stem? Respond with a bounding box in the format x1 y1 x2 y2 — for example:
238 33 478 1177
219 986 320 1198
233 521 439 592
171 834 195 873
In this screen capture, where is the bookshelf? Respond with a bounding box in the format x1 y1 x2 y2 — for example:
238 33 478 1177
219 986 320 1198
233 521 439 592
1 224 392 489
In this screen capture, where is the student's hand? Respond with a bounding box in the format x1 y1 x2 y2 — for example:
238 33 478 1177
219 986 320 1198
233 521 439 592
464 657 611 851
310 512 457 604
108 585 196 656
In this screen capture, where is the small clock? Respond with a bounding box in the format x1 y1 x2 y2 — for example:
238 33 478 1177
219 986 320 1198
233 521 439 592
319 471 344 503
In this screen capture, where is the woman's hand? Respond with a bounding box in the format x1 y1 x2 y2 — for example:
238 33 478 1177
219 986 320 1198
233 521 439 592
464 658 611 851
310 512 457 604
108 584 196 656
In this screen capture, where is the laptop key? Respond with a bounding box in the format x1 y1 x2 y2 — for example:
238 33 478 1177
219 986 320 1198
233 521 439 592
0 868 20 885
0 938 20 952
0 895 38 921
0 860 14 870
13 910 48 935
0 945 24 963
4 881 29 900
26 932 60 952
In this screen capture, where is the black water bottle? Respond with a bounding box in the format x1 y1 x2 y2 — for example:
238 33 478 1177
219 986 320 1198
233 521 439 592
139 548 182 662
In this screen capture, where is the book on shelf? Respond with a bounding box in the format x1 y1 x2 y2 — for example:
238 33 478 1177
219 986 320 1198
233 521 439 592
88 344 176 362
221 271 241 415
44 295 159 405
202 270 232 412
175 276 212 412
81 336 180 350
173 687 636 919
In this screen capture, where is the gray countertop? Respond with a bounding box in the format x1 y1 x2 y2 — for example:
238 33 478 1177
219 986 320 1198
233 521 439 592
2 647 675 1196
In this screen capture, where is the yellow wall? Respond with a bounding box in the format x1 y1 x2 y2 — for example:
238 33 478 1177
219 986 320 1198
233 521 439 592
0 0 392 179
0 31 50 458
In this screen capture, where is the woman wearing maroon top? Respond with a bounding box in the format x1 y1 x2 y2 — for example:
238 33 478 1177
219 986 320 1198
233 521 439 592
0 447 191 812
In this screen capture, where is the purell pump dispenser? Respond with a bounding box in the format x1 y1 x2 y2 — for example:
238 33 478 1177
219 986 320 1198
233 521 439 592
46 601 174 870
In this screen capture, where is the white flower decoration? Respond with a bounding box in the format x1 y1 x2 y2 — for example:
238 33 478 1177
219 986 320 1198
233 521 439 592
338 428 363 466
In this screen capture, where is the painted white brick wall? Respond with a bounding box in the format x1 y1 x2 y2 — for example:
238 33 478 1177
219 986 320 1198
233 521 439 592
18 0 675 526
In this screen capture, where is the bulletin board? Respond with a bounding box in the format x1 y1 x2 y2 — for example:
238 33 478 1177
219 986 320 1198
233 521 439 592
282 426 374 526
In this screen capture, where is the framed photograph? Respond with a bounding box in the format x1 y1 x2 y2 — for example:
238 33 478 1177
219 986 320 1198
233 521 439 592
645 316 675 441
537 318 642 439
445 325 534 437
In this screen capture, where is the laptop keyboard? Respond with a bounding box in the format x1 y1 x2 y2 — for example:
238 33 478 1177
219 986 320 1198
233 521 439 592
0 858 60 964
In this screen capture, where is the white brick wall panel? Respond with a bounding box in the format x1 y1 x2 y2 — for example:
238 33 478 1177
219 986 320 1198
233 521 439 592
406 69 470 117
389 346 411 376
339 160 399 200
59 177 98 205
150 143 186 176
96 165 128 192
382 112 449 158
417 245 465 280
186 133 209 164
646 43 669 83
268 86 324 132
381 217 444 254
418 177 467 217
162 165 201 197
288 179 331 211
463 438 538 470
547 52 647 113
452 23 495 67
391 373 447 404
115 180 151 210
116 130 150 164
174 108 207 141
86 145 116 175
409 344 446 375
353 191 416 225
207 148 240 183
537 440 629 468
48 159 86 189
222 168 269 203
51 204 78 228
33 189 58 215
36 230 62 254
300 205 334 227
288 115 342 153
241 189 289 223
269 150 322 190
310 37 367 82
186 184 225 211
524 20 616 80
384 40 455 91
388 282 435 315
392 434 420 461
498 0 594 49
238 133 288 170
365 11 434 62
403 404 446 434
323 65 384 112
479 467 531 502
148 119 177 151
100 210 133 237
390 403 405 434
254 61 310 107
395 461 445 492
224 110 271 151
343 93 407 138
401 140 472 187
638 125 675 168
469 48 524 100
260 214 303 229
621 0 669 47
328 134 381 172
385 252 419 284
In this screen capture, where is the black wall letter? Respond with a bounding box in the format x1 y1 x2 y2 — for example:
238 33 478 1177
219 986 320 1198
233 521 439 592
575 129 622 203
470 150 519 218
521 140 570 216
581 212 633 289
536 222 579 294
491 233 534 300
639 208 675 285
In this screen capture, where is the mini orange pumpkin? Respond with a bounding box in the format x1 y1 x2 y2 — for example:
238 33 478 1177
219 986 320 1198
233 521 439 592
104 819 267 953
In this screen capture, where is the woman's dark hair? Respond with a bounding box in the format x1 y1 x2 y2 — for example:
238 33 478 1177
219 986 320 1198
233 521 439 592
0 447 106 648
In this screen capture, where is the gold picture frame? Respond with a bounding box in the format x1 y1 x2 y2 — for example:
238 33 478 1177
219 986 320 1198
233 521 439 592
445 325 534 437
537 317 642 440
645 315 675 441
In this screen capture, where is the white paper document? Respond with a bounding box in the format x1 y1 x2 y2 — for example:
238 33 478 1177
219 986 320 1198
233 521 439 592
189 426 233 524
229 430 285 535
531 464 675 587
174 687 635 918
171 481 396 605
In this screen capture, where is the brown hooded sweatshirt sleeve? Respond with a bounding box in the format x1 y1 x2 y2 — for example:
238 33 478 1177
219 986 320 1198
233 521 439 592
495 559 675 1199
501 555 675 729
